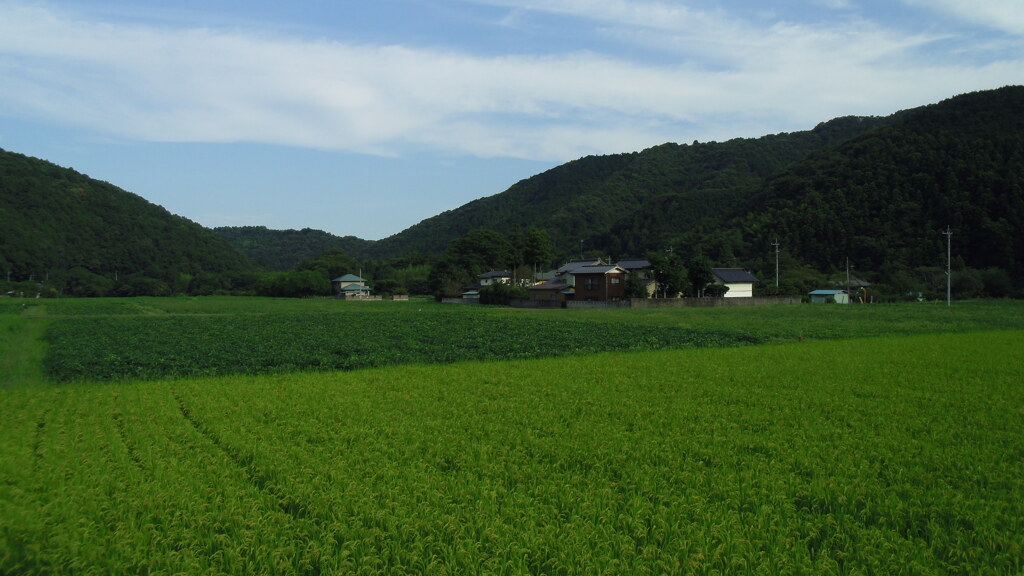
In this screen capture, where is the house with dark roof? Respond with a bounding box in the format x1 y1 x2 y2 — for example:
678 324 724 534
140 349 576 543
527 279 574 302
554 259 605 277
616 258 651 272
616 258 656 297
478 269 512 286
711 268 759 298
528 259 599 302
573 264 628 301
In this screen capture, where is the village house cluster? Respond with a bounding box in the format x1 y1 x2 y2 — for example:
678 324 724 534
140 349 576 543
333 260 864 304
463 259 759 303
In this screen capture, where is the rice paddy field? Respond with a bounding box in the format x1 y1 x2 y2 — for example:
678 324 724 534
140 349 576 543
1 297 1023 574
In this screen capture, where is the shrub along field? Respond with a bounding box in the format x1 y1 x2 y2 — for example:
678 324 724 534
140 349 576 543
2 298 1023 574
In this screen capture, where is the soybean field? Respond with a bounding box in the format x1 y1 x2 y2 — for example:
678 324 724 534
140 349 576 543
2 298 1023 574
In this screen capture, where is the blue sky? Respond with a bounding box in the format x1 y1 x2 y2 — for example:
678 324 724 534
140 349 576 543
1 0 1021 240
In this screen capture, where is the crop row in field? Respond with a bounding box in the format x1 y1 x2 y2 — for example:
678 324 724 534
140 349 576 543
43 308 762 381
3 331 1022 575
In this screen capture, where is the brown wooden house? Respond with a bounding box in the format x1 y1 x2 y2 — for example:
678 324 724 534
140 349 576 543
572 264 627 301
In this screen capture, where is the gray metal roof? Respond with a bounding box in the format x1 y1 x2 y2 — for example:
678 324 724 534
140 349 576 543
712 268 759 283
478 269 511 279
616 259 651 270
575 264 625 275
556 259 604 274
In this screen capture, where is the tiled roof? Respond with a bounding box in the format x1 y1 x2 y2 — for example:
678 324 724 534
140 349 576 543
478 269 511 279
712 268 758 283
616 258 651 270
556 259 604 274
575 265 625 274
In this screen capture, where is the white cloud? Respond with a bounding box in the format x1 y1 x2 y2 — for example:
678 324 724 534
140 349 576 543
0 0 1020 164
902 0 1024 35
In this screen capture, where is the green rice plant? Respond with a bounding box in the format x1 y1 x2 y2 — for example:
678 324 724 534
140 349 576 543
3 331 1021 574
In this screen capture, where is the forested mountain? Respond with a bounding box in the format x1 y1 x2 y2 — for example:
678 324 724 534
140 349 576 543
367 115 891 260
386 86 1024 295
712 86 1024 291
0 149 260 296
213 226 374 272
216 112 888 265
5 86 1021 299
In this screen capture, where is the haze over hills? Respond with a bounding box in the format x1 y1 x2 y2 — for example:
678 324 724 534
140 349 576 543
2 86 1022 297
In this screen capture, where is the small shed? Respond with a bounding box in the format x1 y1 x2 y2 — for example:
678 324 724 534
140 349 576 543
809 289 849 304
527 279 574 302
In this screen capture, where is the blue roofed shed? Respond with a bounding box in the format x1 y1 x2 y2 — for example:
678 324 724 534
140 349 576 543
809 289 849 304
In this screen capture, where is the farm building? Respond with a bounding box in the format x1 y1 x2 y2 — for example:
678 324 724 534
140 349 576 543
711 268 759 298
809 289 850 304
527 279 574 302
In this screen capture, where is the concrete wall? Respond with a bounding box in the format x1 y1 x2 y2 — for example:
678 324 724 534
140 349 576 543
630 296 800 308
508 296 800 309
441 297 480 305
510 299 563 309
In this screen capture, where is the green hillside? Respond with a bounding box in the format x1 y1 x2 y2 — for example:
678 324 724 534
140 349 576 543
6 86 1022 298
729 86 1024 290
0 149 260 296
386 86 1024 297
213 226 374 272
215 113 887 265
368 115 891 260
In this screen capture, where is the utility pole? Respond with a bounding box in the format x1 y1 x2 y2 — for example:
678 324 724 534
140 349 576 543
846 257 851 296
771 238 780 288
943 226 953 306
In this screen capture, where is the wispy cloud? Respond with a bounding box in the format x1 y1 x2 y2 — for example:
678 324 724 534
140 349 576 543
0 0 1019 163
902 0 1024 35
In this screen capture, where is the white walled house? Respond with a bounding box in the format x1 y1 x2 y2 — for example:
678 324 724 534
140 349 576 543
477 270 512 286
711 268 759 298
